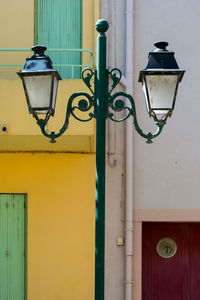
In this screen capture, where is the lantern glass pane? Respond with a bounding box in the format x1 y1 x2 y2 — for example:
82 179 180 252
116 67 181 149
145 75 178 115
52 76 58 112
24 74 53 113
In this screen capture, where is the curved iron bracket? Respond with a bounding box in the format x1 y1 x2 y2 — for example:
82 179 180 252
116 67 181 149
35 68 96 143
36 91 94 143
107 78 166 143
35 66 165 144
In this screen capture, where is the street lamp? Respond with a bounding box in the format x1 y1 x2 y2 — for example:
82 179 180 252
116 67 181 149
18 19 184 300
139 41 184 121
17 45 61 120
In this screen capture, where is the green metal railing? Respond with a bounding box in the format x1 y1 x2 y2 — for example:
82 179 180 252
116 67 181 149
0 48 93 79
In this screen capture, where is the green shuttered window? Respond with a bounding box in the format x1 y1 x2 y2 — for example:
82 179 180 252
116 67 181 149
0 194 27 300
35 0 82 79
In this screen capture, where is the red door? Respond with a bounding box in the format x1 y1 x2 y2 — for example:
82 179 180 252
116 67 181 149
142 223 200 300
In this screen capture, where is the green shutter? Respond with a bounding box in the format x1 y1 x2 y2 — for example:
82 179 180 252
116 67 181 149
35 0 82 79
0 194 27 300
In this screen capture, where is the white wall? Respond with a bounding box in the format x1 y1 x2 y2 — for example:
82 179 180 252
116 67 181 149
100 2 126 300
132 0 200 209
101 1 200 300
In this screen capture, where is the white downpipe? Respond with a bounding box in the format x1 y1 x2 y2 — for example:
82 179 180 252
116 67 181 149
119 75 127 88
125 1 134 300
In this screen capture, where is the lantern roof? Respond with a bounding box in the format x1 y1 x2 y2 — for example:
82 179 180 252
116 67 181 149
19 45 61 80
138 41 184 82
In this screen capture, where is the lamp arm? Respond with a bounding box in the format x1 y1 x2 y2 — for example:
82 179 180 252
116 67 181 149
108 91 165 143
36 114 69 144
133 114 164 144
36 91 95 143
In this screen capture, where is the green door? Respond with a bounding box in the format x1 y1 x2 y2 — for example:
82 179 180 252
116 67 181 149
34 0 82 79
0 194 27 300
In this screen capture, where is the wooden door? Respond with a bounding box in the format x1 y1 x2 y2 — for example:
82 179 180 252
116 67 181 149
0 194 27 300
142 223 200 300
35 0 82 79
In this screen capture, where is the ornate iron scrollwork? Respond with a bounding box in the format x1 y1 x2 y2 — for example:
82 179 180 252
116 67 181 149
82 68 95 96
36 66 165 144
106 68 165 143
109 68 122 95
36 68 96 143
67 92 95 122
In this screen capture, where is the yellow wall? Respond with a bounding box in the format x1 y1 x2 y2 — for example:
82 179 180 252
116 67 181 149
0 2 100 299
0 152 95 300
0 0 95 78
0 0 97 49
0 0 97 151
0 0 34 48
0 79 95 152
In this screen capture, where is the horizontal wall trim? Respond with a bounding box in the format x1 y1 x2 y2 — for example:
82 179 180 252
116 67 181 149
133 209 200 222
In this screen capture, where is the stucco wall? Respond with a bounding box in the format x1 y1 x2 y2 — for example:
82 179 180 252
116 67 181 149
0 153 95 300
100 2 126 300
0 0 96 151
0 2 98 300
0 0 95 79
0 79 95 152
102 0 200 211
132 0 199 210
100 1 200 300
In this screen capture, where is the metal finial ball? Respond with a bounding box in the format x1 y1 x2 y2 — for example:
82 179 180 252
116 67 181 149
32 45 47 55
95 19 109 33
154 41 169 51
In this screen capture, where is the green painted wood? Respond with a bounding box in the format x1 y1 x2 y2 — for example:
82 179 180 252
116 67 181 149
35 0 82 79
0 194 27 300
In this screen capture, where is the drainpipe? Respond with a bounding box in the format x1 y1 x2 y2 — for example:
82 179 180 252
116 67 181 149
124 1 134 300
103 1 134 298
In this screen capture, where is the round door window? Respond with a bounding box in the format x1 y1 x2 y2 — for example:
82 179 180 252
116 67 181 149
156 237 177 258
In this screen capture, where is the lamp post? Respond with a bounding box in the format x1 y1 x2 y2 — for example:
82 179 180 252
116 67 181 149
18 19 184 300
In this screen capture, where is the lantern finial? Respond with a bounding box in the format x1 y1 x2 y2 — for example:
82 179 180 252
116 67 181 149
154 41 169 51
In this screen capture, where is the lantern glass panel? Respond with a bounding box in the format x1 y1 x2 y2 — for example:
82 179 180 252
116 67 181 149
52 76 58 112
24 74 53 114
145 75 178 115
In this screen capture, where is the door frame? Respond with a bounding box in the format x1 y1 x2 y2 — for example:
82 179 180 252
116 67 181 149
133 209 200 300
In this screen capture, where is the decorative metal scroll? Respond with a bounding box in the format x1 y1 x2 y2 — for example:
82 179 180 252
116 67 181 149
107 68 165 143
67 92 95 122
82 68 95 96
109 68 122 94
36 67 165 143
36 69 95 143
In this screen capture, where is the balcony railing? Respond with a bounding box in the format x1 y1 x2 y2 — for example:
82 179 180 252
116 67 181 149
0 48 93 79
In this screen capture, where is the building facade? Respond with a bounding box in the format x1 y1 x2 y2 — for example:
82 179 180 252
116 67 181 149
0 1 98 300
102 0 200 300
1 0 200 300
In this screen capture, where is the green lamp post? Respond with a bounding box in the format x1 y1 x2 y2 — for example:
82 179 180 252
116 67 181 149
18 19 184 300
